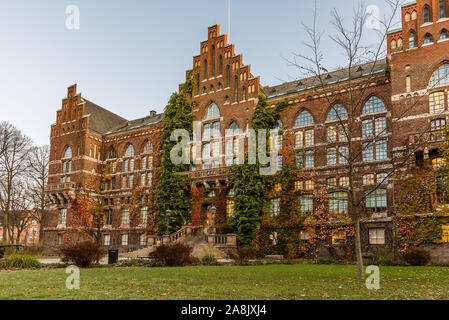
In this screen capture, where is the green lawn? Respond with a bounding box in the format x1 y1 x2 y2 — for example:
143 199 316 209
0 264 448 300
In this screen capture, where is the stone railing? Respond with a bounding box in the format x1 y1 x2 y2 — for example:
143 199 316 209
183 167 231 179
203 232 237 248
146 225 196 247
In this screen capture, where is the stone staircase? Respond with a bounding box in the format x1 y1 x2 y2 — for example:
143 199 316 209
120 225 236 259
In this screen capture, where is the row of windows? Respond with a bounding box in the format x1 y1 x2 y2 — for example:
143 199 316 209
407 30 449 49
265 189 387 216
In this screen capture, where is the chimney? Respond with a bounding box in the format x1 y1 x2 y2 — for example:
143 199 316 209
150 110 157 117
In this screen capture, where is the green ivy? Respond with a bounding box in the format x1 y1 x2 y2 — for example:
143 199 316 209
156 77 194 234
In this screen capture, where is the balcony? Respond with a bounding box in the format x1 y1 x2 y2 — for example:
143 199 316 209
45 182 77 205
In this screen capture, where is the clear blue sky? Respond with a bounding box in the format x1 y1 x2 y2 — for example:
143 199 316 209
0 0 402 146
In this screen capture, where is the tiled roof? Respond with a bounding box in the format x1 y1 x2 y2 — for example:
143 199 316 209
83 99 128 134
262 59 388 99
105 113 163 135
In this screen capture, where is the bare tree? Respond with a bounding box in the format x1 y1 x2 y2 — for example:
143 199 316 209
0 122 32 244
7 181 33 244
27 145 50 244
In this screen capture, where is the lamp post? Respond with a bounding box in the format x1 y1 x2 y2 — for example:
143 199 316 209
97 194 104 244
165 209 171 235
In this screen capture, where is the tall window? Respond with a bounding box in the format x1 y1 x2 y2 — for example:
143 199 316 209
204 60 208 79
409 32 415 48
142 141 152 154
226 65 230 87
440 0 446 18
424 6 430 22
234 77 238 102
61 147 72 183
219 55 223 74
121 209 130 226
268 198 280 216
211 47 215 76
58 209 67 226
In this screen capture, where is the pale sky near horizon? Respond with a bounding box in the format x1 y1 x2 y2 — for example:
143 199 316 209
0 0 402 146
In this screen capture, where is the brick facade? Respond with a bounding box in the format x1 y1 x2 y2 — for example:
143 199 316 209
44 1 449 255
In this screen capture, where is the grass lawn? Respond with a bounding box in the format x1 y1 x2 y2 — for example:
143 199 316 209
0 264 448 300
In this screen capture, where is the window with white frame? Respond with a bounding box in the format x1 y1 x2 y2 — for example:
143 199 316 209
299 195 313 215
141 207 148 225
121 209 130 225
429 64 449 88
121 234 128 246
362 96 386 114
104 235 111 246
369 228 385 245
429 92 445 114
268 198 280 216
140 234 146 246
329 192 348 214
366 189 387 212
327 148 337 165
430 118 446 131
59 209 67 226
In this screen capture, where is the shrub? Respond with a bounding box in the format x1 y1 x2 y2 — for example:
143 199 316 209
374 255 394 266
229 246 256 265
114 259 164 268
401 247 431 266
316 257 336 265
0 254 41 269
201 255 217 265
151 243 193 267
60 241 104 268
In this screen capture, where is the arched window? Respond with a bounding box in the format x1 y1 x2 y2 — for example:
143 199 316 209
362 96 386 114
440 30 449 40
242 87 246 100
398 38 403 47
204 103 220 120
429 63 449 87
411 10 417 20
295 110 314 127
142 141 152 154
409 31 415 48
226 65 230 87
225 96 230 104
423 33 433 44
391 39 397 49
234 77 238 102
424 6 430 22
219 55 223 74
63 146 72 159
125 144 135 157
329 192 348 214
204 60 208 79
326 104 348 121
405 12 411 22
196 74 200 95
227 121 240 136
440 0 446 18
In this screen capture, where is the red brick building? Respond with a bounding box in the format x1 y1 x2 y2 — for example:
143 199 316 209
44 0 449 255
